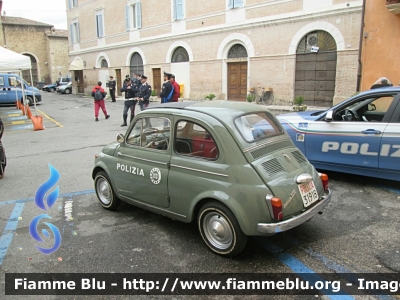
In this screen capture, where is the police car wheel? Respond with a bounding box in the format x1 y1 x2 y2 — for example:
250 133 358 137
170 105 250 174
198 201 247 257
94 171 121 210
26 96 33 106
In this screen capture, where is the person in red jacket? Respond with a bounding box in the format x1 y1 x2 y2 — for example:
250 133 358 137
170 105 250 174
91 81 110 122
170 74 180 102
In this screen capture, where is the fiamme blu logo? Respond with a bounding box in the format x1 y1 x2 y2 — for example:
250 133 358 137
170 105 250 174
29 164 62 254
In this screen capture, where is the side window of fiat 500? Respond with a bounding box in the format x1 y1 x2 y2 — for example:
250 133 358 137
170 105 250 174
126 117 170 150
174 120 219 159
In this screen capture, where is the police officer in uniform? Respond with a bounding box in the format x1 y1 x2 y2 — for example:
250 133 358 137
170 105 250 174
120 78 139 126
160 72 173 103
137 75 152 111
108 76 116 102
131 72 140 87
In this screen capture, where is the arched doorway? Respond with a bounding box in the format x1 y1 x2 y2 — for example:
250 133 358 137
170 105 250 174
129 52 143 77
100 59 108 68
22 54 38 86
227 44 247 101
295 31 337 106
172 47 189 63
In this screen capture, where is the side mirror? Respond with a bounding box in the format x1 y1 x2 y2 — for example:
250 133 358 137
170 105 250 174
368 103 376 111
116 133 125 143
325 111 333 122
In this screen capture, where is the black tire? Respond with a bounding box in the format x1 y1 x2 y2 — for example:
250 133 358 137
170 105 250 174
27 96 34 106
198 201 247 257
49 88 54 92
94 171 121 210
64 88 71 94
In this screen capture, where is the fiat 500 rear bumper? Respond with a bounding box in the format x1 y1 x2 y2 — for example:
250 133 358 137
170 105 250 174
257 190 332 235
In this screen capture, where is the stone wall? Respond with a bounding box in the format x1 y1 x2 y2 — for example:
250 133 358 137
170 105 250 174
48 35 70 83
1 21 69 85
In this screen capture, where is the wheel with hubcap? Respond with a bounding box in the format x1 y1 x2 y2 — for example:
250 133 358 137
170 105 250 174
94 171 121 210
26 96 34 106
49 88 54 92
64 88 71 94
198 201 247 257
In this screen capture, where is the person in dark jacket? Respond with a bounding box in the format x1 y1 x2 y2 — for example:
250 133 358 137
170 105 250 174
120 79 139 126
108 76 116 102
0 118 6 179
137 75 152 111
159 72 173 103
91 81 110 122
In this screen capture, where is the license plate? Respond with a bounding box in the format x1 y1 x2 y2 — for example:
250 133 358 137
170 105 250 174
298 181 319 208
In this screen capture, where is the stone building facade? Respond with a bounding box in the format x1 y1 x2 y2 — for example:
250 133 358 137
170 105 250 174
68 0 363 106
0 12 69 85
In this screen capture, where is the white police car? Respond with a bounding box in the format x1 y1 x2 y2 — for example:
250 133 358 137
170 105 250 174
277 83 400 181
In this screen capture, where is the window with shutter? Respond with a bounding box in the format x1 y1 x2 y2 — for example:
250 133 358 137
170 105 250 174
96 13 104 38
136 2 142 29
69 24 74 44
125 5 130 31
173 0 184 20
70 22 80 44
75 22 80 43
126 1 141 30
228 0 243 9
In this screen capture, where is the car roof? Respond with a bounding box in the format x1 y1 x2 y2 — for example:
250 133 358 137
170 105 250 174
147 100 270 120
358 86 400 95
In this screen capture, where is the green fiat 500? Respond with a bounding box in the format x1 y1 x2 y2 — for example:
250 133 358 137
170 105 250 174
92 101 331 257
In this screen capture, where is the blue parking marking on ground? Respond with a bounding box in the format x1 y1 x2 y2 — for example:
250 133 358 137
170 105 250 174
256 238 354 300
0 202 25 265
1 110 21 114
0 189 95 206
282 235 393 300
9 124 33 130
6 116 29 121
301 246 393 300
0 189 95 266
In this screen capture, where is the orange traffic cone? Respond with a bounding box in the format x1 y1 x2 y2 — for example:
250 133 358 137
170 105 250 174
26 107 32 119
31 115 44 131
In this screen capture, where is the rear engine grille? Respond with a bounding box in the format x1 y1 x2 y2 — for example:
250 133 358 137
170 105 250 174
262 158 285 177
250 140 293 160
291 150 307 164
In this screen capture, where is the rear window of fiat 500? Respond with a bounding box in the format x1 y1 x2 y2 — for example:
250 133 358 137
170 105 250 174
234 112 284 142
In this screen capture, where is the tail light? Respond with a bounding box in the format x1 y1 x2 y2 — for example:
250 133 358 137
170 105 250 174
266 196 283 221
319 173 329 192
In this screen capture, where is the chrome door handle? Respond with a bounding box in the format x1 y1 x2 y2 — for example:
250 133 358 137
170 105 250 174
361 129 381 135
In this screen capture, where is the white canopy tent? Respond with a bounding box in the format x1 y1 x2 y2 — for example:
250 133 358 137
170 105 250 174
0 46 31 70
0 46 38 112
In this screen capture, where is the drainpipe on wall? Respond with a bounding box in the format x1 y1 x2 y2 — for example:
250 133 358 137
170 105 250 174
356 0 367 92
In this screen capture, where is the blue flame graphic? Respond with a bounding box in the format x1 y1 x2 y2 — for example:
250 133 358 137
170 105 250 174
35 164 60 211
30 164 62 255
29 214 62 254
